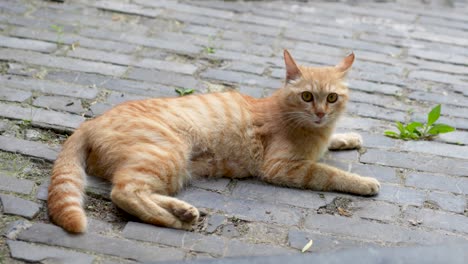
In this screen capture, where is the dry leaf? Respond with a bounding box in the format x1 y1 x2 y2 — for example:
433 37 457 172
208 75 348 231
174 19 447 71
71 41 80 50
301 239 313 253
337 207 351 217
409 219 422 226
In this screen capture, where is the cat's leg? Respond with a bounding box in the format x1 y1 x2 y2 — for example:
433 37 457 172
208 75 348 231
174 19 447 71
328 132 363 150
260 159 379 196
110 146 199 230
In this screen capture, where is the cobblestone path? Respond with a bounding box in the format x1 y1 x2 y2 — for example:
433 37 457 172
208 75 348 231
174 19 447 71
0 0 467 263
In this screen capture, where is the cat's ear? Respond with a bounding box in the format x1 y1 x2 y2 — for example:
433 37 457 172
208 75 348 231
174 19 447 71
335 52 355 73
284 49 302 83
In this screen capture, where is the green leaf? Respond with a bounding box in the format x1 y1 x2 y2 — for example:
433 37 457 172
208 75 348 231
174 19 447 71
395 121 405 134
384 131 399 138
184 88 194 95
428 124 455 135
405 122 423 133
175 88 195 96
427 104 441 126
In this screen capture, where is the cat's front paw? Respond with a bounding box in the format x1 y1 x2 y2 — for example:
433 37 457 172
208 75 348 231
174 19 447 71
358 177 380 196
329 133 363 150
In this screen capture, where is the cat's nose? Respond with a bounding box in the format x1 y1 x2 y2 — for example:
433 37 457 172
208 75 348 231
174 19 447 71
316 112 325 118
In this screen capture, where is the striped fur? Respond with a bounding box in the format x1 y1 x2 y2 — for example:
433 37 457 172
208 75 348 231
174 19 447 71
48 50 380 233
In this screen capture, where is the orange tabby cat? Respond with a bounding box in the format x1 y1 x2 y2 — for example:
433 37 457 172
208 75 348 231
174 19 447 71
48 50 380 233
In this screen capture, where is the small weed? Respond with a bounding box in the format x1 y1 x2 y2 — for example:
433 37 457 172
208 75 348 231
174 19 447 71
50 24 64 47
18 119 32 129
175 88 194 96
204 46 215 54
384 104 455 140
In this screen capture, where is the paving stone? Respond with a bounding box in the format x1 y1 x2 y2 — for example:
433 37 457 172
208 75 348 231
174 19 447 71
3 220 32 240
0 171 35 194
204 49 271 65
0 194 41 219
0 48 128 76
408 57 468 75
0 35 56 52
359 132 399 149
347 102 407 123
224 239 295 257
349 91 409 111
361 149 468 177
348 80 403 96
425 191 466 213
80 28 202 55
0 135 59 161
0 103 85 130
352 200 400 222
409 70 465 85
87 217 115 235
406 172 468 195
231 179 328 210
105 91 147 105
7 240 95 264
337 116 391 132
178 188 303 226
287 229 379 253
239 85 265 98
404 207 468 234
33 95 85 114
191 178 230 192
411 31 468 47
68 47 198 75
374 184 427 206
0 86 31 103
88 103 113 117
399 140 468 160
408 90 468 107
17 223 185 262
223 61 266 75
201 69 280 89
122 221 225 255
0 120 8 133
303 213 465 244
1 75 99 99
350 163 399 184
285 31 402 56
36 180 48 201
92 0 162 17
349 70 406 86
206 214 226 233
10 26 138 54
220 224 240 238
126 68 202 89
137 0 235 19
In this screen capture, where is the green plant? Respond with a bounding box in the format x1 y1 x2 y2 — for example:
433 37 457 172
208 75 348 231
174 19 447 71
50 24 64 46
204 46 215 54
175 88 194 96
384 104 455 140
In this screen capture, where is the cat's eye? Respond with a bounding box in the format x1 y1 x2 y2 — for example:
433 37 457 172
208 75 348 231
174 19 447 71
327 93 338 103
301 91 313 102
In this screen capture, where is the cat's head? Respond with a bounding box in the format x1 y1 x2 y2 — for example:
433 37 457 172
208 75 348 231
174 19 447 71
278 49 354 128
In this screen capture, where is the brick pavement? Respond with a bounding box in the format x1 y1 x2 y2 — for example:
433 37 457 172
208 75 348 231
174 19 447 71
0 0 467 263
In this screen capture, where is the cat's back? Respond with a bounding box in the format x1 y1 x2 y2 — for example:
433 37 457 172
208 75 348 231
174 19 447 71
86 91 256 144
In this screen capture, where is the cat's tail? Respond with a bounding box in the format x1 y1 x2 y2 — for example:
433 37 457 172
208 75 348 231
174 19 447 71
48 128 89 233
